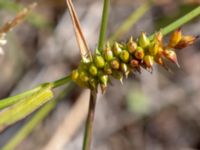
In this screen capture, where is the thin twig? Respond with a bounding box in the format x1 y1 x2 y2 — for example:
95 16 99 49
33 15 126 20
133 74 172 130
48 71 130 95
65 0 92 62
82 90 97 150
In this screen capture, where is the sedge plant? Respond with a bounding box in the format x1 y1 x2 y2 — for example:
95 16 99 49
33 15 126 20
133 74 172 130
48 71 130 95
2 2 151 150
0 1 200 150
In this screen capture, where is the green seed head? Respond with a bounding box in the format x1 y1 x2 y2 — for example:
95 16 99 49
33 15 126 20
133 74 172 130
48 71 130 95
135 47 144 60
104 63 112 75
144 55 154 68
79 61 89 70
98 71 109 93
149 42 159 56
104 49 113 61
138 32 150 48
112 70 123 84
79 71 89 82
112 42 122 56
110 59 120 70
100 84 107 94
163 49 179 67
94 55 105 68
89 64 98 76
127 36 137 54
152 31 163 46
130 59 139 68
155 55 165 68
121 63 130 77
119 50 130 62
95 49 101 56
98 74 108 89
89 78 98 90
168 28 182 48
71 69 79 81
121 63 128 73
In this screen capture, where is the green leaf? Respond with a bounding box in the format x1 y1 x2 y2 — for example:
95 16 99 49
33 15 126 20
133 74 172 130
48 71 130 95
0 75 71 110
0 83 47 110
2 84 74 150
149 6 200 39
108 2 151 44
126 89 149 116
0 83 54 132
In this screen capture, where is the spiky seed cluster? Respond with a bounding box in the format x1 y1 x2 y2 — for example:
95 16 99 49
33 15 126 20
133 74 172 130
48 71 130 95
71 29 198 93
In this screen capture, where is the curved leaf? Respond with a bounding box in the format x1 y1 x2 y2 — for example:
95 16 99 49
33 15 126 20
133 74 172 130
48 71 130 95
0 83 54 132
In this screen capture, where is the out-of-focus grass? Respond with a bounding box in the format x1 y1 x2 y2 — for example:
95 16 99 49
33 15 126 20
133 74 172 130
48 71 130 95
155 4 197 30
126 89 149 116
0 0 50 28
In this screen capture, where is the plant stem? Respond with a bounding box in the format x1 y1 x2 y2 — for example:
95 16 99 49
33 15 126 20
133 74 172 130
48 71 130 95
149 6 200 39
98 0 110 51
109 1 151 43
82 0 110 150
82 90 97 150
51 75 71 88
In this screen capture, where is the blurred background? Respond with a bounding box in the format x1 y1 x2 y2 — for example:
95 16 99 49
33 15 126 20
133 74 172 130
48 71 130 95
0 0 200 149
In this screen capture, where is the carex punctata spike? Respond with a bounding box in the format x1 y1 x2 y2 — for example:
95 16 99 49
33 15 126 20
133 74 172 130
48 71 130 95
71 29 198 93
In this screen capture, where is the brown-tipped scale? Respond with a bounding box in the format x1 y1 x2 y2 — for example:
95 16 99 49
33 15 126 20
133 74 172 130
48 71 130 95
134 47 144 60
71 30 197 92
127 36 137 54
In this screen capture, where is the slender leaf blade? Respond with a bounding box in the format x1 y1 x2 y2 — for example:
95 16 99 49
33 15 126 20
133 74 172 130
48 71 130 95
0 86 42 110
0 83 54 132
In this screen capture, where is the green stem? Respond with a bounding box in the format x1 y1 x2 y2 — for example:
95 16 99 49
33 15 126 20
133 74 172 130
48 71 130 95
2 84 74 150
51 75 71 88
82 90 97 150
98 0 110 51
149 6 200 39
82 0 110 150
109 1 151 43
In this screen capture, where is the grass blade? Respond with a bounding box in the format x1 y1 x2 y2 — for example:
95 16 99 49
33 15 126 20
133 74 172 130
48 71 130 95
108 1 151 43
0 84 45 110
0 2 37 35
149 6 200 39
2 84 74 150
0 83 54 132
0 1 49 28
